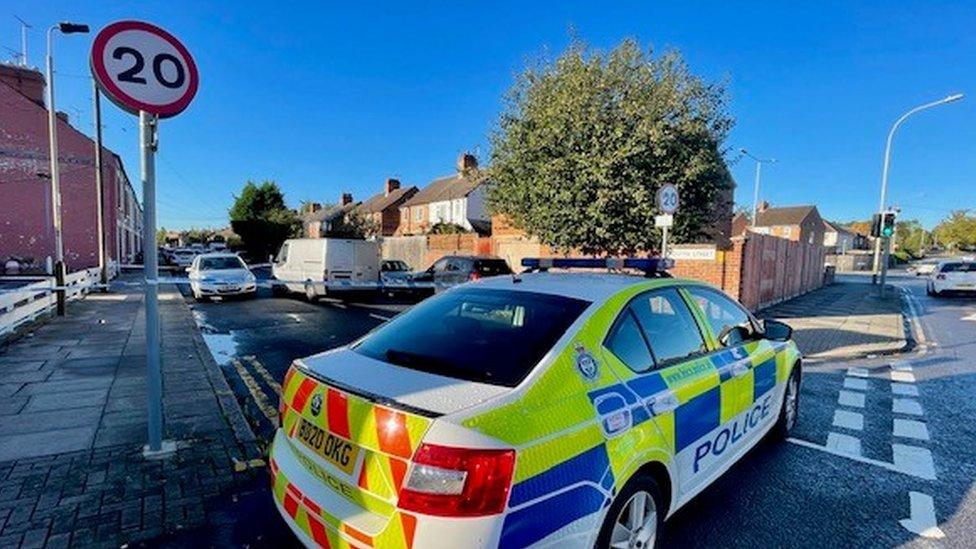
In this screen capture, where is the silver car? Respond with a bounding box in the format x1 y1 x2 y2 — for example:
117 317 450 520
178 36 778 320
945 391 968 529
187 253 257 301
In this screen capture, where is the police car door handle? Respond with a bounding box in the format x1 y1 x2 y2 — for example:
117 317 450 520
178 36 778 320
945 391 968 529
648 391 679 415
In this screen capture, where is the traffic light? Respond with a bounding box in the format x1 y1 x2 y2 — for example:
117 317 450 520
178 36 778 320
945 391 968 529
881 211 896 238
871 213 882 237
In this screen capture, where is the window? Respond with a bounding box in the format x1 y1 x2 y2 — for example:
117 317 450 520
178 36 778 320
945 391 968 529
630 288 707 366
431 258 448 272
413 207 423 222
275 243 289 264
605 310 654 372
473 259 512 276
940 262 976 273
199 256 247 271
354 288 590 387
685 286 757 348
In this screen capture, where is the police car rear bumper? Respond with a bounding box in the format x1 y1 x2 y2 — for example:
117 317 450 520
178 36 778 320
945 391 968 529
269 429 507 548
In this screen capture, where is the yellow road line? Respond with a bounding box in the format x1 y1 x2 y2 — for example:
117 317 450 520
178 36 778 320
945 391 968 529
244 356 282 395
232 358 279 425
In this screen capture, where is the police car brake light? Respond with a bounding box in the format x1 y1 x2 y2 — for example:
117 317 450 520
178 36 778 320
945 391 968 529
398 443 515 517
520 257 674 273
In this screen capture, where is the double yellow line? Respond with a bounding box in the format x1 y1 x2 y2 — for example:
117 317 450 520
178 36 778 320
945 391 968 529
231 355 282 426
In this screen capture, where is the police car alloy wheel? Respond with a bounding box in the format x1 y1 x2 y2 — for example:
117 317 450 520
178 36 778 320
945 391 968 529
784 373 799 431
611 490 657 548
597 472 663 549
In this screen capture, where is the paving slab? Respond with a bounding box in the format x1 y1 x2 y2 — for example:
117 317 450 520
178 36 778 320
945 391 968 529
760 281 906 359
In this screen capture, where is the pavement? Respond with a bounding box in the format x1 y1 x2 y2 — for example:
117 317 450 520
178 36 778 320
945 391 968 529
0 275 262 548
760 276 907 360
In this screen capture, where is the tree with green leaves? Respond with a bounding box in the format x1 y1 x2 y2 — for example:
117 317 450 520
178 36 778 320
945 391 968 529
486 39 734 255
229 181 301 259
933 210 976 252
893 219 928 260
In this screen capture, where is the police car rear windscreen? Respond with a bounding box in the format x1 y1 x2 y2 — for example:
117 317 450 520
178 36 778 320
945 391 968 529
353 288 590 387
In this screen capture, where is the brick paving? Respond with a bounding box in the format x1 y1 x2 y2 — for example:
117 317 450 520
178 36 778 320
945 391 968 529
0 276 262 547
759 280 907 359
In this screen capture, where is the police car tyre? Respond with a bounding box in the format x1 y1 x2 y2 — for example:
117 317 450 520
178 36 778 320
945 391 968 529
772 366 801 438
304 282 319 302
271 283 286 297
595 472 663 549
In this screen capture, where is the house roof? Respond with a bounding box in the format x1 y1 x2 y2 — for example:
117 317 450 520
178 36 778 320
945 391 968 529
402 173 482 207
823 220 857 236
754 205 819 227
356 186 418 214
304 201 359 223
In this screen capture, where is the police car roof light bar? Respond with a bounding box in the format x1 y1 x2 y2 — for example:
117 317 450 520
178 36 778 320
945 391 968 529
520 257 674 277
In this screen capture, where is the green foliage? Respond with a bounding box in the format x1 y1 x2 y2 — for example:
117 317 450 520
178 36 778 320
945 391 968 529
229 180 300 259
487 39 734 255
894 219 928 258
325 209 378 239
933 210 976 251
429 222 468 235
156 227 168 246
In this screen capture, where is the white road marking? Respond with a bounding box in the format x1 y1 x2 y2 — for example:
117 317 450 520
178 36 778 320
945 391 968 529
892 383 919 397
893 398 924 416
892 444 937 480
891 371 916 383
894 419 930 441
832 410 864 431
847 367 869 378
826 432 862 456
890 360 912 372
838 391 866 408
843 378 869 391
962 312 976 322
787 438 933 480
369 313 392 322
900 492 945 539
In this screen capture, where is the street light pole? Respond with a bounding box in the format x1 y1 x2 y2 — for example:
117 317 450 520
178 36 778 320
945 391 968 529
45 21 89 315
93 82 107 288
740 148 776 226
872 93 964 293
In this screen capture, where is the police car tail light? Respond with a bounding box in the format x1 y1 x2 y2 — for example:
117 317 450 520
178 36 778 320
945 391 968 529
398 443 515 517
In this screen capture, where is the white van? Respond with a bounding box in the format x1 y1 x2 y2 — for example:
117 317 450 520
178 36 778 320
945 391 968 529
271 238 380 300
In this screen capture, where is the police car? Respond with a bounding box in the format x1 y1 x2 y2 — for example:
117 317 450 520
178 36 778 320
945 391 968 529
269 258 802 548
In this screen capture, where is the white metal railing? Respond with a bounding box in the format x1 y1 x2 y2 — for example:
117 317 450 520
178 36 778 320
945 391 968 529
0 267 101 338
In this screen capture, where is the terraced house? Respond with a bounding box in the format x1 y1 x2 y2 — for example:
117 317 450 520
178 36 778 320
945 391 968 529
397 153 491 235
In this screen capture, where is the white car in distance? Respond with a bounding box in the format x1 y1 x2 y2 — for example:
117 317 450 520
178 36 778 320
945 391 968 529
187 253 257 301
927 259 976 296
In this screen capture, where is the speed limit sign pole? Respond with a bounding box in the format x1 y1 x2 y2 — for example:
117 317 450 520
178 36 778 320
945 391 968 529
656 184 679 258
91 20 198 458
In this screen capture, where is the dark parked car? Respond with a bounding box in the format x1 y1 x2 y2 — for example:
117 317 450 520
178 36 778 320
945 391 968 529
412 255 513 286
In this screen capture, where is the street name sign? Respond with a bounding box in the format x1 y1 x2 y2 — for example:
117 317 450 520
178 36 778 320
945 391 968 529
657 184 680 214
90 20 199 118
655 214 674 228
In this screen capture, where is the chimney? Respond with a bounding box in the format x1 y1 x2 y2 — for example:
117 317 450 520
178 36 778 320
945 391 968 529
341 193 353 205
0 63 46 107
758 200 771 213
56 111 69 124
456 153 478 174
303 202 322 214
384 178 400 196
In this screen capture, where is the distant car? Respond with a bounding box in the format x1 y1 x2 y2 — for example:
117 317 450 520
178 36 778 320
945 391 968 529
380 260 413 285
927 260 976 296
911 259 939 277
187 253 257 301
208 242 230 253
411 255 513 287
171 248 197 267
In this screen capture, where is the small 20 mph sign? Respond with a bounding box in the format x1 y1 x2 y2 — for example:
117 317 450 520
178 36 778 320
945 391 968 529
90 20 198 117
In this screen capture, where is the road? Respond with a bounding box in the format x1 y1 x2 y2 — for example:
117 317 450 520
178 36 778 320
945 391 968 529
171 273 976 548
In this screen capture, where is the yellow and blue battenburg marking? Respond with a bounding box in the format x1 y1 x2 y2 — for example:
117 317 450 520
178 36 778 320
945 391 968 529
462 281 800 548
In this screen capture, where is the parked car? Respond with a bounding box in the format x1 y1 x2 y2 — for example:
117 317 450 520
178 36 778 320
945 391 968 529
187 253 257 301
268 257 801 548
909 258 939 277
271 238 380 300
927 260 976 296
171 248 197 268
411 255 512 287
380 260 413 285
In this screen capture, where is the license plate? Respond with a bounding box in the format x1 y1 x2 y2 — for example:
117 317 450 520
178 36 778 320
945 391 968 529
296 418 359 475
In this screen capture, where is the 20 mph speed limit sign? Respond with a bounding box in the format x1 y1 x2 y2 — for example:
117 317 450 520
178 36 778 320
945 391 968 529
90 20 198 118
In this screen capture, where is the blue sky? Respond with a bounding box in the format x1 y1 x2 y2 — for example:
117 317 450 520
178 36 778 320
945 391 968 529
3 1 974 230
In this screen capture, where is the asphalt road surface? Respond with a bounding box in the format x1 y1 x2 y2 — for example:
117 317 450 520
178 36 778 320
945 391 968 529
166 272 976 548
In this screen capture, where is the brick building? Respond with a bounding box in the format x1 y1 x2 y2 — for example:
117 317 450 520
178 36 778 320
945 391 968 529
750 203 825 247
398 154 490 235
354 178 418 236
0 63 142 273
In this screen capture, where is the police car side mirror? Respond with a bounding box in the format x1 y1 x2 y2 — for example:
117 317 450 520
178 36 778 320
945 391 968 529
763 319 793 342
